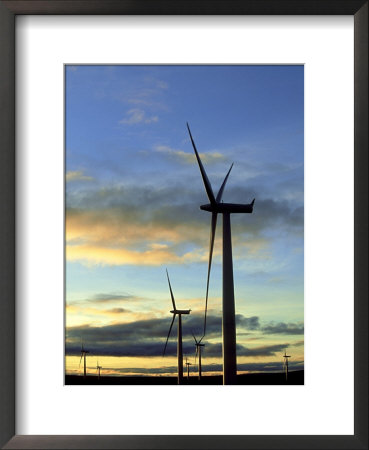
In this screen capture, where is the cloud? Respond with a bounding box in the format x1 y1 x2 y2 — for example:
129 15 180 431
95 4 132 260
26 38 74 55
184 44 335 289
261 321 304 335
156 145 226 165
64 187 270 267
107 308 126 314
203 342 290 358
90 293 135 303
66 170 94 182
66 181 302 238
65 310 302 361
236 314 260 330
124 79 168 111
68 293 137 308
65 312 262 357
66 336 290 359
66 304 130 318
65 204 210 266
119 108 158 125
66 293 139 325
66 242 204 267
65 169 302 268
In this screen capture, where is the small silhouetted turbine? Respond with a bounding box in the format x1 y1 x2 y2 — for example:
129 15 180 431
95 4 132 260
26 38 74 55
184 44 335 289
163 269 191 385
79 341 89 379
193 333 205 381
185 357 192 379
283 350 291 381
96 360 102 380
187 123 255 384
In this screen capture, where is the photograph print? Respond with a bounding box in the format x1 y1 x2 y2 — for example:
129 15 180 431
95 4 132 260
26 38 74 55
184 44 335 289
65 65 304 385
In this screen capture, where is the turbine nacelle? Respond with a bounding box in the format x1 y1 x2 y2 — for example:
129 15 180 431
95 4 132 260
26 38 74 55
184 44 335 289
170 309 191 315
200 200 255 214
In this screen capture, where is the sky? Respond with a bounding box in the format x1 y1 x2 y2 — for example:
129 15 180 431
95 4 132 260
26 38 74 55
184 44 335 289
65 65 304 378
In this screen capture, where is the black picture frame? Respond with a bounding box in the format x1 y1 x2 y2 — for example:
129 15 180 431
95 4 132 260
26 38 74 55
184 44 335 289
0 1 367 449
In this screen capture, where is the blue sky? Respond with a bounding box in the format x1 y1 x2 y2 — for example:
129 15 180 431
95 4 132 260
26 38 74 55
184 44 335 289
65 65 304 377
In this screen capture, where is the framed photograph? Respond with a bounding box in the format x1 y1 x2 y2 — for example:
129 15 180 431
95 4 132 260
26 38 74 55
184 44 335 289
64 64 304 388
0 1 367 449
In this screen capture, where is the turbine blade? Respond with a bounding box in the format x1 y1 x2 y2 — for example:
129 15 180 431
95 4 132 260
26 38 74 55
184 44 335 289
79 354 83 367
187 123 216 204
191 331 198 344
163 314 176 356
195 346 198 364
203 212 217 336
216 163 233 203
166 269 176 310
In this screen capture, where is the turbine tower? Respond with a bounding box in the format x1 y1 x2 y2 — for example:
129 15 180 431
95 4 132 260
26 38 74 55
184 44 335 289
79 342 89 379
185 357 192 379
193 333 205 381
96 360 102 380
187 123 255 385
163 269 191 385
283 350 291 381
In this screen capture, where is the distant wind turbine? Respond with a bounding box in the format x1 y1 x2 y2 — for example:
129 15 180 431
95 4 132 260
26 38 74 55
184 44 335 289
163 269 191 385
192 333 205 381
185 357 192 379
79 341 89 379
96 360 102 380
283 350 291 381
187 123 255 385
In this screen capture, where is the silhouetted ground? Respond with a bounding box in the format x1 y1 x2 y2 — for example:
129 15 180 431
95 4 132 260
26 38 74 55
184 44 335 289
66 370 304 385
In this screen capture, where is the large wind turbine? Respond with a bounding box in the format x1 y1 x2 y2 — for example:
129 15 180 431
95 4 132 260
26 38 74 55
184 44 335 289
163 269 191 385
79 342 89 379
283 350 291 381
187 123 255 385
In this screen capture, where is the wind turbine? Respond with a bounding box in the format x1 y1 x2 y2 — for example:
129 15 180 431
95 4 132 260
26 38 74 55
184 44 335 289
79 342 89 379
283 350 291 381
185 357 192 379
96 360 102 380
163 269 191 385
187 123 255 385
193 333 205 381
